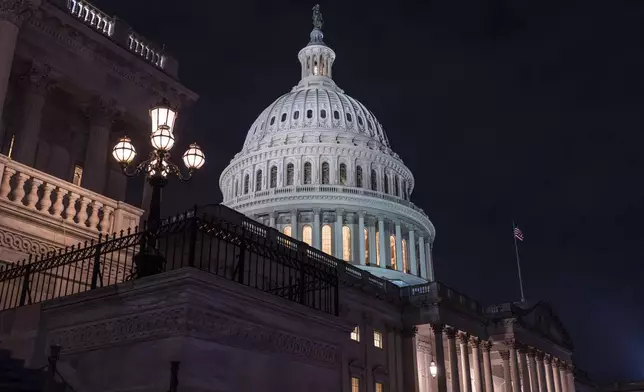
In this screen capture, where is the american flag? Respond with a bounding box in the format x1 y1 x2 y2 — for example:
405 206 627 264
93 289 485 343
514 226 524 242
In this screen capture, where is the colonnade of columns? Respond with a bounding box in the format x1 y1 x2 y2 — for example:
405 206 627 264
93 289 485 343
416 326 576 392
265 208 434 280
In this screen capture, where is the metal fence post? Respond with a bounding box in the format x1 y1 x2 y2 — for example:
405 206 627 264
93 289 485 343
187 216 197 268
91 234 103 289
168 361 180 392
19 258 31 307
44 345 60 392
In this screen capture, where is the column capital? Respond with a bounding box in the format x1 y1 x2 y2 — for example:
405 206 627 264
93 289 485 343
0 0 35 27
535 351 545 361
444 327 457 340
457 332 469 345
505 339 520 349
357 210 366 218
83 95 122 127
269 211 277 219
499 350 510 361
335 208 344 216
469 336 481 348
21 61 56 95
312 207 321 215
527 347 537 358
544 354 553 364
430 323 444 334
482 341 493 352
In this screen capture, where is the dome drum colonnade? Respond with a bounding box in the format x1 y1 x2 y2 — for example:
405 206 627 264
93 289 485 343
220 6 435 285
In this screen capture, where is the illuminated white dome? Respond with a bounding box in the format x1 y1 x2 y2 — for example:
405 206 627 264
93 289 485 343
220 6 435 286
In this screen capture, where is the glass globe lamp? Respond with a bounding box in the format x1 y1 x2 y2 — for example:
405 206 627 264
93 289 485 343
149 101 177 135
429 361 437 378
150 128 175 151
112 136 136 165
182 143 205 170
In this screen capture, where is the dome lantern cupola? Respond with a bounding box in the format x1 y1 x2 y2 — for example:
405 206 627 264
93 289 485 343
298 5 336 80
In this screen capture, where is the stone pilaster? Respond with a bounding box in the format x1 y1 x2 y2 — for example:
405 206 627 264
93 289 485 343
334 208 343 259
408 227 417 275
558 362 568 392
458 333 472 392
507 341 520 392
291 209 298 240
312 208 320 248
419 235 427 278
552 359 562 392
83 96 119 194
395 220 403 271
358 210 365 265
544 355 555 392
377 215 386 267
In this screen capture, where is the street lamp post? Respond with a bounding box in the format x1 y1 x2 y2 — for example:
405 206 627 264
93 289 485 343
112 100 205 277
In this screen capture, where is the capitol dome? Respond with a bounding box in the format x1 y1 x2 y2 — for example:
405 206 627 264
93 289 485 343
220 6 435 286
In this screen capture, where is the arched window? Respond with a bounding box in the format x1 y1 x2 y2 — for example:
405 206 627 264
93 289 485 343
234 179 239 197
302 225 312 246
281 113 287 122
342 226 351 262
283 225 292 237
243 174 250 194
322 225 332 255
356 166 363 188
334 110 340 120
304 162 312 184
339 163 347 185
394 176 399 197
255 169 262 191
270 116 275 125
384 174 390 194
390 235 397 269
270 166 277 188
286 163 294 186
364 228 369 264
320 109 327 119
371 169 377 191
321 162 330 184
346 113 353 122
307 109 313 119
375 231 381 266
293 111 299 120
402 239 408 272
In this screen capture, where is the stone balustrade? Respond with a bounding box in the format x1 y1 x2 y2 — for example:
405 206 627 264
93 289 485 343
127 32 166 69
66 0 114 37
0 155 143 235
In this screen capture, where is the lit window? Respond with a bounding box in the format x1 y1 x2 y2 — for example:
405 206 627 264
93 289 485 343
243 174 250 194
351 326 360 342
72 165 83 186
384 174 389 194
321 162 330 184
374 330 383 349
255 169 262 191
376 382 384 392
402 239 408 272
342 225 351 262
364 228 369 264
322 225 332 255
302 225 312 246
283 225 292 237
352 377 360 392
304 162 312 184
371 169 377 191
339 163 347 185
375 231 380 266
390 235 397 269
356 166 363 188
270 166 277 188
286 163 294 186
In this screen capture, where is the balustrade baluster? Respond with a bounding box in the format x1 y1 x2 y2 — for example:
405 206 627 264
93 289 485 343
75 196 90 227
65 192 80 223
38 184 56 213
25 178 43 209
88 201 102 230
51 188 65 218
0 167 16 199
100 205 114 233
11 173 29 205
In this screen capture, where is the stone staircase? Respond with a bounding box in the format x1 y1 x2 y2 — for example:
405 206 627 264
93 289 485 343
0 348 62 392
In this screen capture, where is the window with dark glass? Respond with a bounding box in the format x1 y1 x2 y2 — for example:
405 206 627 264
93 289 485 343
384 174 389 194
334 110 340 120
286 163 294 186
358 116 364 126
356 166 363 188
321 162 330 184
304 162 312 184
371 169 377 191
293 111 299 120
339 163 347 185
234 179 239 197
394 176 399 197
307 109 313 119
270 166 277 188
244 174 250 194
270 116 275 125
402 180 407 199
346 113 352 122
281 113 287 122
320 109 327 119
255 170 262 191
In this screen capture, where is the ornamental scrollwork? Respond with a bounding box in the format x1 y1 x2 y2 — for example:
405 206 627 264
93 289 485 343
0 228 59 256
0 0 35 26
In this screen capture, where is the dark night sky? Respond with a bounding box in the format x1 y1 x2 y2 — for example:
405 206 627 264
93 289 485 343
97 0 644 382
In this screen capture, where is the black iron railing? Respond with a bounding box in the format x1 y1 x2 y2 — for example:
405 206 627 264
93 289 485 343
0 205 339 316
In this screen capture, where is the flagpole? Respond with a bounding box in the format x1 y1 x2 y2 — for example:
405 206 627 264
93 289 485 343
512 221 526 303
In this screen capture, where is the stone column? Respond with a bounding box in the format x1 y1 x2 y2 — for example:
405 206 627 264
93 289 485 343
427 241 435 281
500 350 512 392
395 220 403 271
378 216 386 267
458 334 472 392
409 228 417 275
402 327 421 392
470 338 483 392
358 211 365 265
419 236 427 277
544 356 554 392
482 342 494 392
536 352 547 392
552 360 562 392
312 208 320 248
565 366 576 392
446 329 461 392
335 208 343 259
269 211 276 229
0 0 32 126
14 62 53 166
519 347 532 392
368 219 376 265
83 97 118 194
509 343 520 392
528 349 539 392
431 324 448 392
558 363 567 392
291 209 298 240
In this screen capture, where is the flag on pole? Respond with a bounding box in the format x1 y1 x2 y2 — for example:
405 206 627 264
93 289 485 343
514 226 524 242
